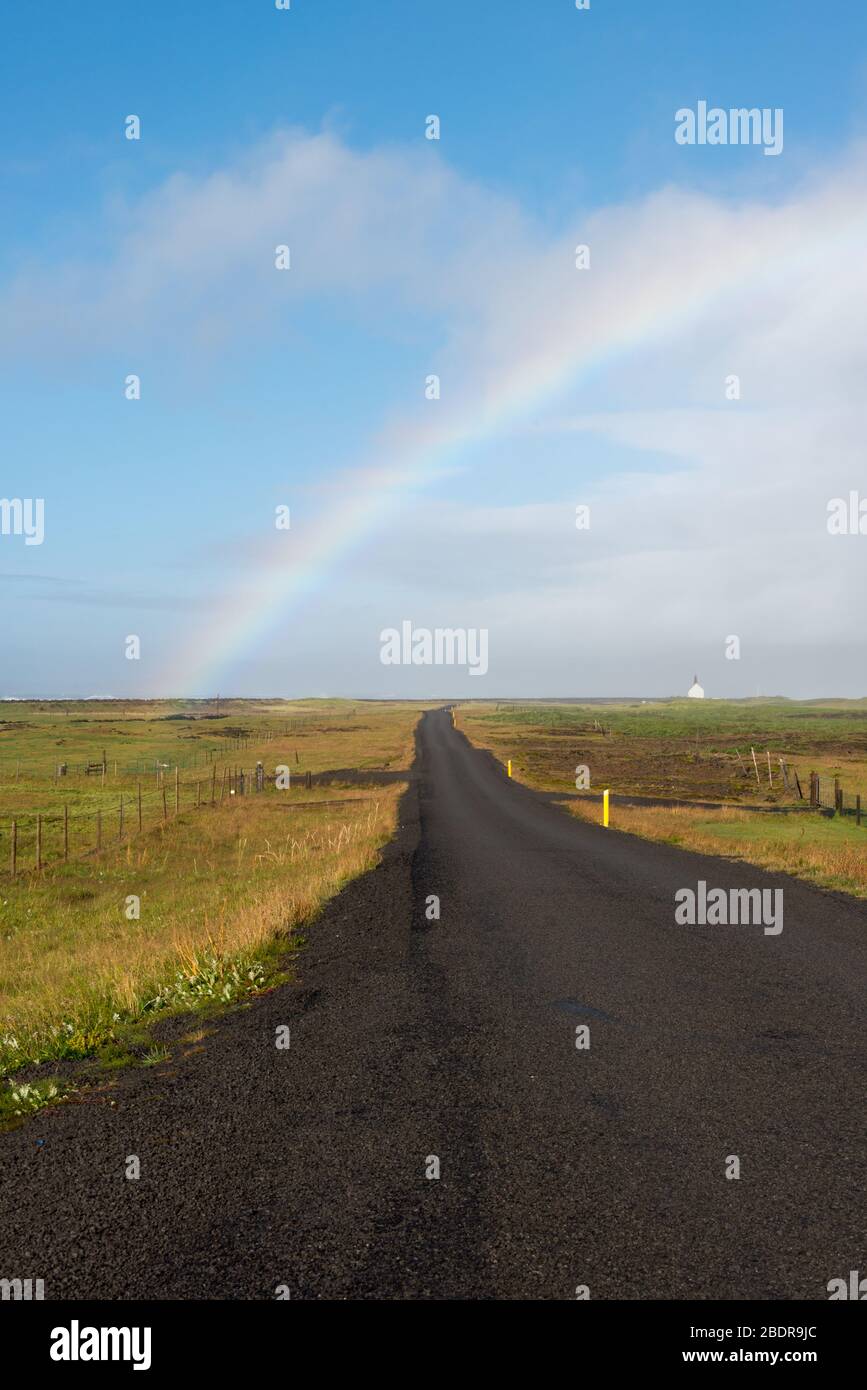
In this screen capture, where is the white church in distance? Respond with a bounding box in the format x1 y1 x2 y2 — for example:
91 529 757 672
687 674 705 699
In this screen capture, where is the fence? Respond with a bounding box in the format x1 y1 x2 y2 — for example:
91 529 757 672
1 762 317 879
734 748 863 826
1 729 287 782
809 772 863 823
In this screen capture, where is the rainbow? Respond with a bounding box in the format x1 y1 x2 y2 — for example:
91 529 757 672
158 190 851 696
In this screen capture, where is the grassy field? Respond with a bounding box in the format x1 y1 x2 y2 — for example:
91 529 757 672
568 800 867 900
0 698 420 874
0 699 423 1123
456 699 867 805
0 697 420 782
456 699 867 899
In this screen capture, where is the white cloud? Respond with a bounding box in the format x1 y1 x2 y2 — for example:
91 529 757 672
1 129 532 358
5 129 867 694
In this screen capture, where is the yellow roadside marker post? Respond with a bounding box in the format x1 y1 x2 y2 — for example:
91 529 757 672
507 759 512 778
603 789 610 827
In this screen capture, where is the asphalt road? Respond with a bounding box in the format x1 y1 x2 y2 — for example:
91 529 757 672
1 708 865 1300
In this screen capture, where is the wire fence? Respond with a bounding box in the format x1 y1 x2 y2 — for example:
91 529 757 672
0 759 318 879
732 748 864 825
0 730 285 782
810 772 864 821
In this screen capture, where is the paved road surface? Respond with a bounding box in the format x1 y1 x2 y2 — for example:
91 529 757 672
1 709 864 1299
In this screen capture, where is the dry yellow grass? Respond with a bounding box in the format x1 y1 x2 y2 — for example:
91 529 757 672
456 700 867 805
0 786 403 1073
0 698 424 873
567 799 867 899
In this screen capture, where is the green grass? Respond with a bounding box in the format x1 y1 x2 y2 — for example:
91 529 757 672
0 1076 73 1126
471 697 867 742
0 699 422 1114
0 698 426 875
695 813 866 848
457 699 867 805
0 696 426 781
0 786 403 1080
568 799 867 900
464 698 867 900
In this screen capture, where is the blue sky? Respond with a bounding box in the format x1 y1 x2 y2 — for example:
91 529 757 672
2 1 867 697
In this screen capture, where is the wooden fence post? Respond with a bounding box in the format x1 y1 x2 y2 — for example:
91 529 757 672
750 747 760 786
